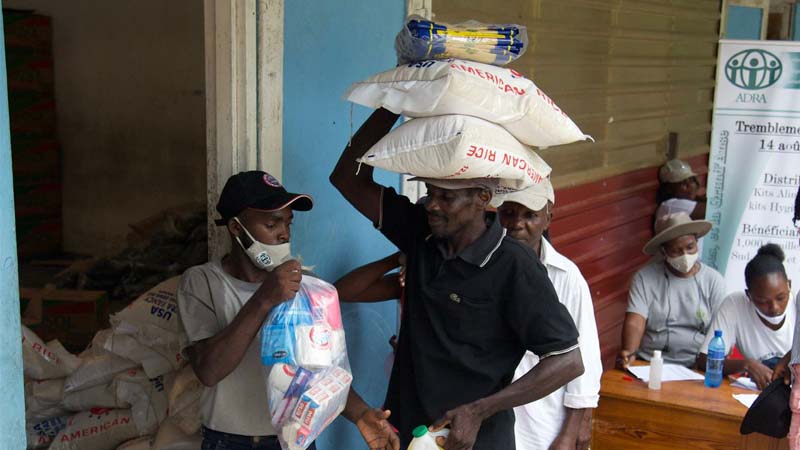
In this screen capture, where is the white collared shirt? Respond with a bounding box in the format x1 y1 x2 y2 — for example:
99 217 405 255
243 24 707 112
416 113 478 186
513 238 603 450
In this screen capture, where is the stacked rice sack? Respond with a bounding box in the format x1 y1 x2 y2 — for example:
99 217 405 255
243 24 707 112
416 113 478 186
345 17 591 188
22 277 204 450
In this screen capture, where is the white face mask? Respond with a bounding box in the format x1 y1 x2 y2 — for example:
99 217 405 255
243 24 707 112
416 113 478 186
752 301 787 325
665 251 699 274
233 217 292 271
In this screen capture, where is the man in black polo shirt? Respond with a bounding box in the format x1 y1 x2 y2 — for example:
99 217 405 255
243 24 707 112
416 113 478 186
330 108 584 450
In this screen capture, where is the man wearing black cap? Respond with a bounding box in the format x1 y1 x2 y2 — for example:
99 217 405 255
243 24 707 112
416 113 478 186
331 109 584 450
178 171 398 450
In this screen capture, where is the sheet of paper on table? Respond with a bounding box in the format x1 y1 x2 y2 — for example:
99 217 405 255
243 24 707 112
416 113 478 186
731 376 759 392
733 393 759 409
628 364 706 383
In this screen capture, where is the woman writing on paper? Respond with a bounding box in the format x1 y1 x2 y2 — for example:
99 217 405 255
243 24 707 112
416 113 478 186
696 244 795 390
617 213 727 369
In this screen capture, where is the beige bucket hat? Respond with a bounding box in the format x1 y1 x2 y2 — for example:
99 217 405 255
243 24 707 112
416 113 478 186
643 212 712 255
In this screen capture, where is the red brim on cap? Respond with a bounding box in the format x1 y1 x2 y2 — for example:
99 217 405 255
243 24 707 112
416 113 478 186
214 193 313 226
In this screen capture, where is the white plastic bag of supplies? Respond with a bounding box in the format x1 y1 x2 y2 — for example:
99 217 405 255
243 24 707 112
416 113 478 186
345 59 591 148
262 276 352 450
358 114 551 189
49 408 140 450
21 325 81 380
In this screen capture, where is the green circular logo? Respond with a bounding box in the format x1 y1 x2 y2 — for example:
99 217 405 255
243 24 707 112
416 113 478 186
725 49 782 89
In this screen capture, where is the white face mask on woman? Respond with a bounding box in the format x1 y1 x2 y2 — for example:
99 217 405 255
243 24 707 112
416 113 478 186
233 217 292 271
665 251 699 274
752 305 787 325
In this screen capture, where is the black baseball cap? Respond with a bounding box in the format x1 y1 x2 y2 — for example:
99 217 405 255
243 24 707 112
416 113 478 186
740 378 791 438
214 171 313 226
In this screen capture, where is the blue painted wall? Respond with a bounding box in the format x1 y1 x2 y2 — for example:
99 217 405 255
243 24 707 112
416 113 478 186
0 6 27 449
725 5 763 40
282 2 404 449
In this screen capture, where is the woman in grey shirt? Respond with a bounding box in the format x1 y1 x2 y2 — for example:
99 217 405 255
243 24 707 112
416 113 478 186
616 212 726 368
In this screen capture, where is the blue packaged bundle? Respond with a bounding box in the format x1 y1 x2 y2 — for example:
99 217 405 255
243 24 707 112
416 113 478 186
261 291 314 366
396 16 529 66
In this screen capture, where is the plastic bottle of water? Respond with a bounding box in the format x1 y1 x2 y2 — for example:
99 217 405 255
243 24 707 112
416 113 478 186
704 329 725 388
648 350 663 390
408 425 449 450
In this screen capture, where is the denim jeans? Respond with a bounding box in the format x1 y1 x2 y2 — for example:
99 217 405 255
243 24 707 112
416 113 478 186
201 427 318 450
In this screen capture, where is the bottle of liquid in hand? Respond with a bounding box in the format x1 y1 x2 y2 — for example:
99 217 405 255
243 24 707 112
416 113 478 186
705 329 725 388
648 350 663 390
408 425 450 450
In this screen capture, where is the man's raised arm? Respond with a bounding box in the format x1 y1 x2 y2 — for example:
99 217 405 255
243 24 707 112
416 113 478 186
330 108 400 224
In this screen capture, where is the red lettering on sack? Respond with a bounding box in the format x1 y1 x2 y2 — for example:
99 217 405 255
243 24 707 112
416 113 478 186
503 84 515 93
466 145 477 157
475 69 485 79
512 87 526 96
64 430 82 442
485 72 495 83
445 165 470 178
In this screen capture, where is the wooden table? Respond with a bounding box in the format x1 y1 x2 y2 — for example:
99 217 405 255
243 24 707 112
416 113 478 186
593 366 789 450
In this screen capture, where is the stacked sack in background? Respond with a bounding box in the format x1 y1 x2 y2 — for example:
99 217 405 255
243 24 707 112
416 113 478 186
22 277 204 450
346 17 592 190
261 276 351 450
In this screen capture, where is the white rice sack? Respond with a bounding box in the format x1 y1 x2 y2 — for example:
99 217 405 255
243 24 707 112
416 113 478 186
64 348 138 393
26 415 68 449
115 436 153 450
345 59 591 148
25 378 64 410
21 325 81 380
151 419 202 450
110 277 187 367
358 115 551 189
63 382 129 412
49 408 139 450
166 366 203 435
115 368 172 435
103 332 179 378
25 381 70 422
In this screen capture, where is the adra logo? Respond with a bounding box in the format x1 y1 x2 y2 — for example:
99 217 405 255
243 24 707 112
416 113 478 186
725 49 782 89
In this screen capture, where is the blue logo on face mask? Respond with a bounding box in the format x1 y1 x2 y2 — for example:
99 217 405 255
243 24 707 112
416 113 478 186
257 253 272 266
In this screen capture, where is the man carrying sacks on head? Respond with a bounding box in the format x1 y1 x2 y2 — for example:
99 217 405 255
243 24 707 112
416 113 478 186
177 171 398 450
330 108 584 450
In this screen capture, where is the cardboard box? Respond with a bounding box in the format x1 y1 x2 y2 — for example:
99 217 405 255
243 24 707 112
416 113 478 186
20 288 108 352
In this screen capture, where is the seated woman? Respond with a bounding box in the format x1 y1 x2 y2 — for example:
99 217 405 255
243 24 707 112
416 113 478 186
656 159 706 221
697 244 795 390
617 212 726 368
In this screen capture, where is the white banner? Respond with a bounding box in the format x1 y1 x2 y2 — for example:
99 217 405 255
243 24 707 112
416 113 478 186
704 40 800 294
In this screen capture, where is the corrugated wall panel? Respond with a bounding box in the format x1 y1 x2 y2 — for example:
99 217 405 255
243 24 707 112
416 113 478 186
434 0 720 188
